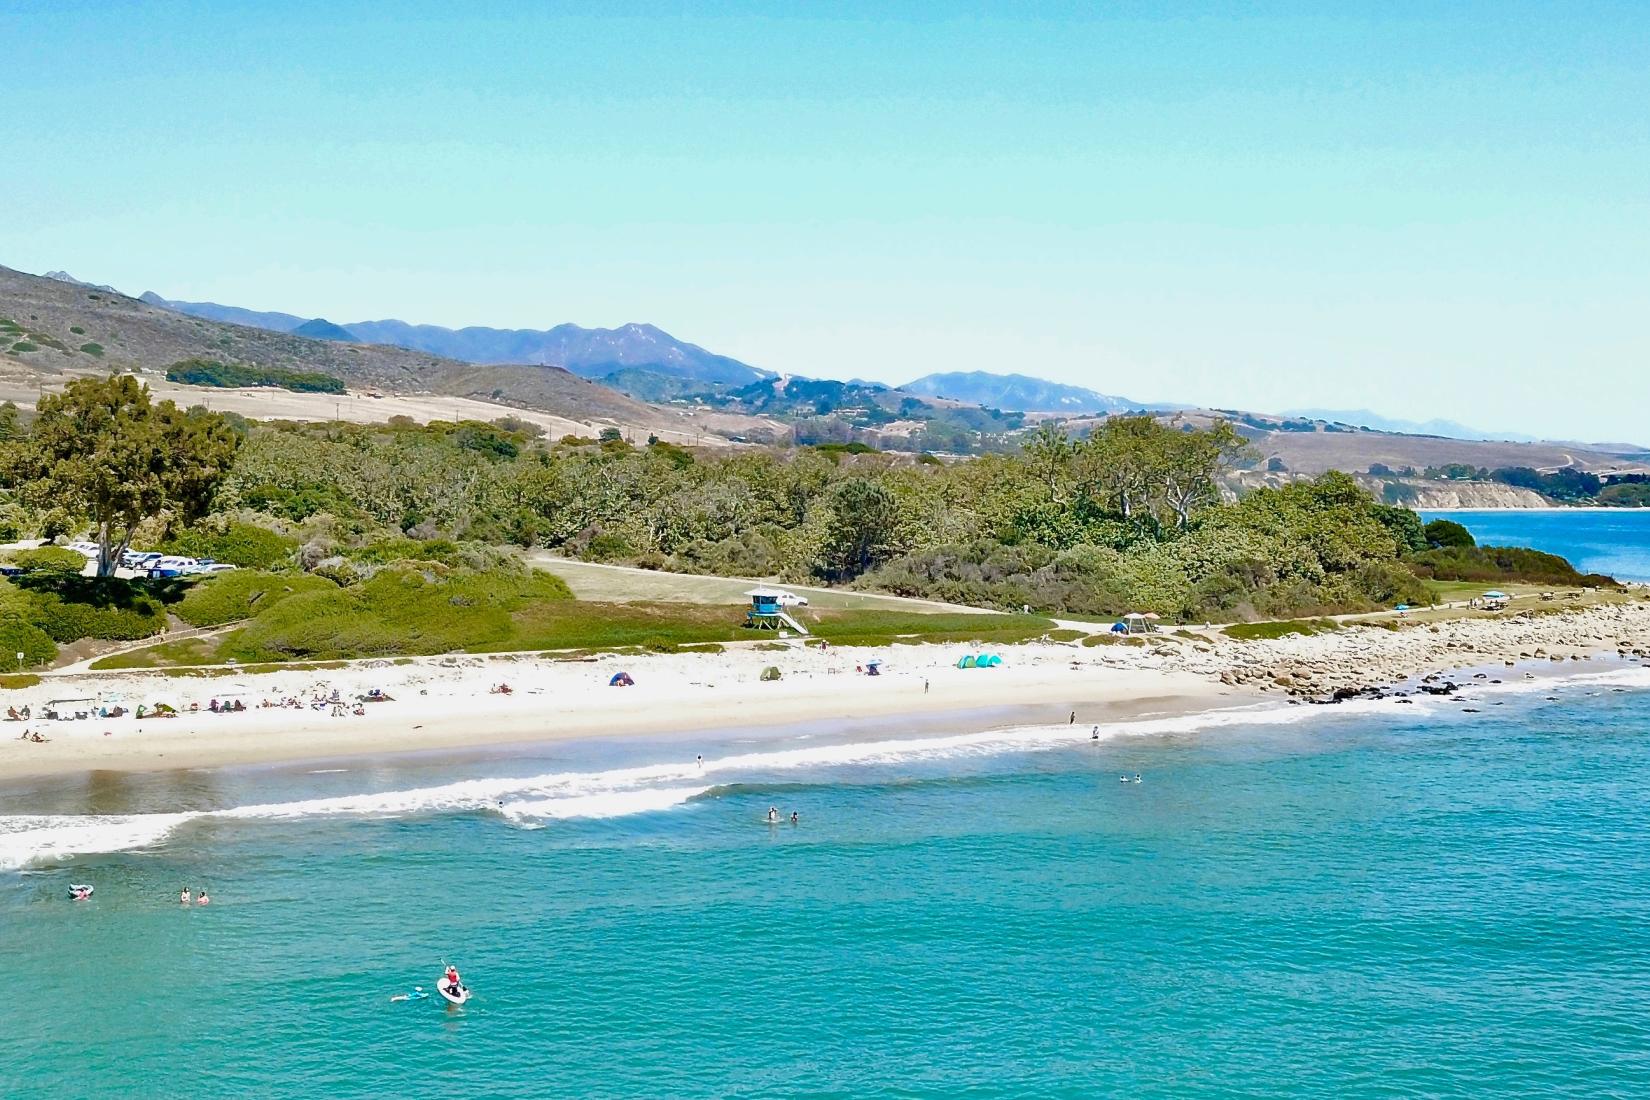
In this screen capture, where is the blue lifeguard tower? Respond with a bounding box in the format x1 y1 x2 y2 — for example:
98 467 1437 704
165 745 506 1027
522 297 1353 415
744 587 810 635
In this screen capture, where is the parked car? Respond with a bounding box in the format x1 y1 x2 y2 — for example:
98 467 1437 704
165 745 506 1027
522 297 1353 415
66 541 101 558
199 563 238 574
123 551 162 569
149 555 199 578
776 591 810 607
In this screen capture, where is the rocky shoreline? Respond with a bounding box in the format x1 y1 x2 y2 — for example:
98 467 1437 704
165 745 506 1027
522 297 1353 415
1187 599 1650 705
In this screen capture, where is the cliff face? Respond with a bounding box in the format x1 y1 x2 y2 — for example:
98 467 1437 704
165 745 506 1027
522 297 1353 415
1359 478 1551 509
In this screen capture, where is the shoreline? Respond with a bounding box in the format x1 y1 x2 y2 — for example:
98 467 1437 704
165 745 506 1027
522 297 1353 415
0 648 1238 784
4 599 1649 787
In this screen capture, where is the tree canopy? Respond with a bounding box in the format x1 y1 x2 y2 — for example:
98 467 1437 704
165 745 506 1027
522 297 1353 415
7 375 240 575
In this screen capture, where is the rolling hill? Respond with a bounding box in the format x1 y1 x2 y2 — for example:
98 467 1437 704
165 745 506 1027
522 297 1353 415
139 291 773 394
1 265 779 443
902 370 1137 413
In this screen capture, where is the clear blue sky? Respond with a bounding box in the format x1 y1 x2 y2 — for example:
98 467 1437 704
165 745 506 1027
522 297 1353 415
4 2 1646 441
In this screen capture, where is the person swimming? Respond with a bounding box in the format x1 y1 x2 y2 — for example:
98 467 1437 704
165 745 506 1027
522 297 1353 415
766 806 779 825
789 811 799 825
180 888 191 905
196 889 210 905
391 986 428 1003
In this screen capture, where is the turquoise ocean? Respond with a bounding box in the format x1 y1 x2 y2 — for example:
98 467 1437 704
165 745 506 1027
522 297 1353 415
4 511 1650 1097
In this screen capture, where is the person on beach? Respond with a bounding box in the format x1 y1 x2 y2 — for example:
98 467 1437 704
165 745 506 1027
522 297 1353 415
1069 711 1076 724
1091 727 1099 740
696 755 703 769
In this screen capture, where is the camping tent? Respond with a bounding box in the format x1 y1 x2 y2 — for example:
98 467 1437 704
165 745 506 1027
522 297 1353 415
609 672 634 687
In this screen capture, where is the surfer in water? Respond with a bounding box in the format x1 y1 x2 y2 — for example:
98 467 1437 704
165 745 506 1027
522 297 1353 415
391 987 428 1003
766 806 779 825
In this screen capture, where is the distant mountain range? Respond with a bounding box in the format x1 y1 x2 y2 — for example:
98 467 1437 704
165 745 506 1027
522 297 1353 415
1283 408 1539 444
138 292 772 395
902 371 1137 414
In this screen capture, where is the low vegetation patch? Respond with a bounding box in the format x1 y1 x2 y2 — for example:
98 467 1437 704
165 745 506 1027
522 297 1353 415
173 570 338 627
166 357 347 395
1223 618 1342 641
0 673 43 689
90 637 221 671
219 565 575 661
5 546 86 574
1410 545 1616 588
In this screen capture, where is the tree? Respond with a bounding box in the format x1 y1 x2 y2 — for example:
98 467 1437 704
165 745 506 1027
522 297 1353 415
1372 504 1428 555
1158 420 1249 528
1424 519 1475 550
0 400 21 442
8 375 240 576
1021 422 1074 500
818 477 899 580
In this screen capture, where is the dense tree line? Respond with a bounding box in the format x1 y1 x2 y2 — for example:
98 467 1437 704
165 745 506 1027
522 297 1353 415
4 392 1458 620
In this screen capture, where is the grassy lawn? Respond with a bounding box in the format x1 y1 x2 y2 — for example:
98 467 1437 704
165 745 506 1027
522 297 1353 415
90 637 221 670
532 556 994 614
82 599 1058 670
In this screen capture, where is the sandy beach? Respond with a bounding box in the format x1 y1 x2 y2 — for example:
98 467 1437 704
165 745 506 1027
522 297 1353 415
0 645 1232 781
5 597 1649 783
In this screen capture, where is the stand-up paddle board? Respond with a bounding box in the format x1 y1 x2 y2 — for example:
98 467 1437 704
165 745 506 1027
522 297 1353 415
437 977 470 1006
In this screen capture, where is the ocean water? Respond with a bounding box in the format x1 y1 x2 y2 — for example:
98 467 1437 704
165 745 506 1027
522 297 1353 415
1422 508 1650 582
6 668 1650 1098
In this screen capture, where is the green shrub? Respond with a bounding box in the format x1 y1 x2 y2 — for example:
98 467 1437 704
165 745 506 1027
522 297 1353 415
79 342 104 357
0 590 58 666
11 341 39 353
221 566 573 661
69 326 85 335
8 546 87 574
174 570 338 627
161 522 297 569
21 581 169 642
0 673 44 689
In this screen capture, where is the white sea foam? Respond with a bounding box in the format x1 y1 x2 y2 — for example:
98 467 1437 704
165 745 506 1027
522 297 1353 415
0 673 1640 870
501 786 713 822
0 812 200 871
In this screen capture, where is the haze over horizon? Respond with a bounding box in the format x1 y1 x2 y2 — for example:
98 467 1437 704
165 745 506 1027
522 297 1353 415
4 2 1646 442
